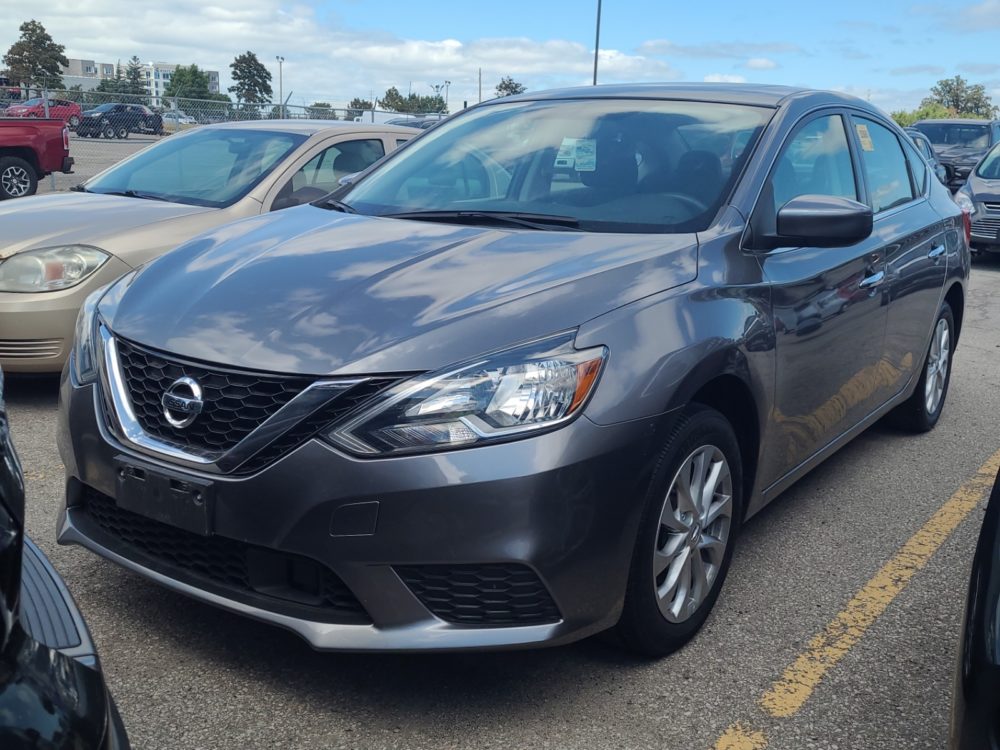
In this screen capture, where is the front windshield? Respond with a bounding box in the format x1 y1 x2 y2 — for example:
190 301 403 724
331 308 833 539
20 98 43 107
977 143 1000 179
91 103 115 112
343 98 772 233
914 122 991 148
85 128 306 208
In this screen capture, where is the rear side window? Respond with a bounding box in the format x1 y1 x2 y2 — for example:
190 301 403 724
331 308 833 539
853 118 915 213
770 114 858 211
901 140 927 195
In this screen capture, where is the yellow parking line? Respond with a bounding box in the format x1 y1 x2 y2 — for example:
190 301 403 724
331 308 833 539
709 446 1000 748
760 446 1000 717
713 723 768 750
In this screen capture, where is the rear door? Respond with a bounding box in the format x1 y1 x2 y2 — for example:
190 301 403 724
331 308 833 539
851 114 947 402
753 111 888 473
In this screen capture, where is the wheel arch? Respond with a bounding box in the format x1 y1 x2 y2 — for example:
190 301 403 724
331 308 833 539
0 147 41 178
664 351 763 516
944 282 964 347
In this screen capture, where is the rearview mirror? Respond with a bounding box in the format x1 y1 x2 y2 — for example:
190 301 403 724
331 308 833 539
769 194 873 249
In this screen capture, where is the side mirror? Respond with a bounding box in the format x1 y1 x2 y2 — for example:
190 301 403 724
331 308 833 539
769 194 873 249
338 172 360 187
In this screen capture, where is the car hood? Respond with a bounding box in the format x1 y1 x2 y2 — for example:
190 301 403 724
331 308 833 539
103 206 699 375
935 144 988 164
0 192 216 261
968 174 1000 202
5 106 29 114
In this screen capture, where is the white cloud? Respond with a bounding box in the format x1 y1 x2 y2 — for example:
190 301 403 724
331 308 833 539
639 39 802 58
744 57 777 70
703 73 747 83
954 0 1000 29
0 2 680 109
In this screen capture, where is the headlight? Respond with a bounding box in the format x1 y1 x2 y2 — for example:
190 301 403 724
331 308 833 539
954 186 976 216
70 286 106 385
0 245 109 292
326 334 607 456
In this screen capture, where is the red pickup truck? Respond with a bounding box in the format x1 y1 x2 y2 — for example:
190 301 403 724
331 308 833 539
0 118 74 199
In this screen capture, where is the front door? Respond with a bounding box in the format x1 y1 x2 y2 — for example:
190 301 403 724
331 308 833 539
754 112 889 481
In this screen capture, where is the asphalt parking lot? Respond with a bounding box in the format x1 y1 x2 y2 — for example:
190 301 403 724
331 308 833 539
6 256 1000 750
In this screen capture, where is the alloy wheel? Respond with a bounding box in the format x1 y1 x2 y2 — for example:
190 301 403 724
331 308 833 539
653 444 733 623
924 317 950 415
1 165 32 197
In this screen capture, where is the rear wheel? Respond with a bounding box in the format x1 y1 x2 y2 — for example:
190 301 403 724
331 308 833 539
616 404 743 656
0 156 38 199
68 114 80 129
115 126 129 139
889 301 955 432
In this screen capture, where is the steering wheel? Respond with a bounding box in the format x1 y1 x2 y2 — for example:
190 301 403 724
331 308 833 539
659 192 709 214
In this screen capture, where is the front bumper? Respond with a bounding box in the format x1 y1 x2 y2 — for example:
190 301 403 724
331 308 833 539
58 373 663 651
0 257 131 373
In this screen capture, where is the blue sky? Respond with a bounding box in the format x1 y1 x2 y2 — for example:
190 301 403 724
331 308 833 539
4 0 1000 112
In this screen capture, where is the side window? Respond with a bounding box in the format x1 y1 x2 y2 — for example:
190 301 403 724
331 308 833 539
395 139 409 148
853 118 915 213
273 138 385 211
901 138 927 195
770 114 858 212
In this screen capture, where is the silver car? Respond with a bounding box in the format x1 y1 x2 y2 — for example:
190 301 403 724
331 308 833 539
0 120 417 372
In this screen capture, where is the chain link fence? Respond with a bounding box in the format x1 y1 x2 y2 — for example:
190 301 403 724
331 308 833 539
0 88 442 193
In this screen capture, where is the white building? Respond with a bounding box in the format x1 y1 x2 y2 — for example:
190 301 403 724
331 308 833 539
56 58 220 102
142 62 220 105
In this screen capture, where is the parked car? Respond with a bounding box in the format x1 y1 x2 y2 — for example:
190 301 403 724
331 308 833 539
0 118 73 199
905 127 948 185
954 141 1000 253
76 103 164 139
162 110 196 126
384 116 445 130
912 118 1000 191
2 97 84 129
949 467 1000 749
0 369 130 748
0 121 416 372
57 84 969 655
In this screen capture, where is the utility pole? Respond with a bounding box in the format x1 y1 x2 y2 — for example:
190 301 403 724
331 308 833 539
275 55 284 117
592 0 602 86
478 67 482 103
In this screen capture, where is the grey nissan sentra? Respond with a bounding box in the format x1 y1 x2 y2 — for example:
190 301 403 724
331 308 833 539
57 84 969 655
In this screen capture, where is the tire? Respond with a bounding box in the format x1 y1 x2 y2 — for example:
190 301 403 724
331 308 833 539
0 156 38 199
115 126 129 139
68 115 80 129
616 404 743 656
889 301 955 432
103 125 115 139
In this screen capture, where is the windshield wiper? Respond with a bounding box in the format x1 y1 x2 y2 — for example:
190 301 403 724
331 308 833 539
95 190 171 202
381 210 580 231
69 184 90 193
319 198 358 214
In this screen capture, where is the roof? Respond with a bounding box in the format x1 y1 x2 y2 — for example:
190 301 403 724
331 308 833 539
912 118 998 125
199 119 420 135
493 82 870 109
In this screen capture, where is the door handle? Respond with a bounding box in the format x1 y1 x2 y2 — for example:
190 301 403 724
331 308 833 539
928 245 946 259
858 270 885 289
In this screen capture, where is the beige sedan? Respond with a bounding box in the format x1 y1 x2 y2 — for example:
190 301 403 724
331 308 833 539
0 120 417 372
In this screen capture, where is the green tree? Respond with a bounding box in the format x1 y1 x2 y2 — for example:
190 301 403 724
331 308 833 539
2 20 68 93
495 76 526 98
307 101 337 119
922 76 997 118
379 86 446 114
228 51 272 105
123 56 147 96
347 97 373 120
890 101 954 128
164 64 211 99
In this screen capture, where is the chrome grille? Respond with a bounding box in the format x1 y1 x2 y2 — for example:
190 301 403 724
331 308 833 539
972 215 1000 239
982 202 1000 213
0 338 63 359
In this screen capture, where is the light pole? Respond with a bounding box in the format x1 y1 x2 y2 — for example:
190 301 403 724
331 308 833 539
275 55 284 117
444 80 451 111
592 0 602 86
430 83 446 113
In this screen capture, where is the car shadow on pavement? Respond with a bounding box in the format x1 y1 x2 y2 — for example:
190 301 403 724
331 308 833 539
3 374 61 407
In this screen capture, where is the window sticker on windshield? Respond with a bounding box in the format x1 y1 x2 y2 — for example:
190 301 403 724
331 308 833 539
856 123 875 152
555 137 578 168
574 139 597 171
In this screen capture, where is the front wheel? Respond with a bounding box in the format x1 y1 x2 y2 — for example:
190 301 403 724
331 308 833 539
102 125 115 139
889 301 955 432
68 114 80 129
616 404 743 656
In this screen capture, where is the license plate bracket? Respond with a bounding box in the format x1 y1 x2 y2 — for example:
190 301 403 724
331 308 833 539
113 455 213 536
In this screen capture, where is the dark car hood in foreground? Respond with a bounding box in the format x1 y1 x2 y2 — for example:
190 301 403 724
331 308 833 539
104 206 699 375
936 144 989 164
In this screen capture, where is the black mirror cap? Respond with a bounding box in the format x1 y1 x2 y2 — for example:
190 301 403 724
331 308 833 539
767 194 874 249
